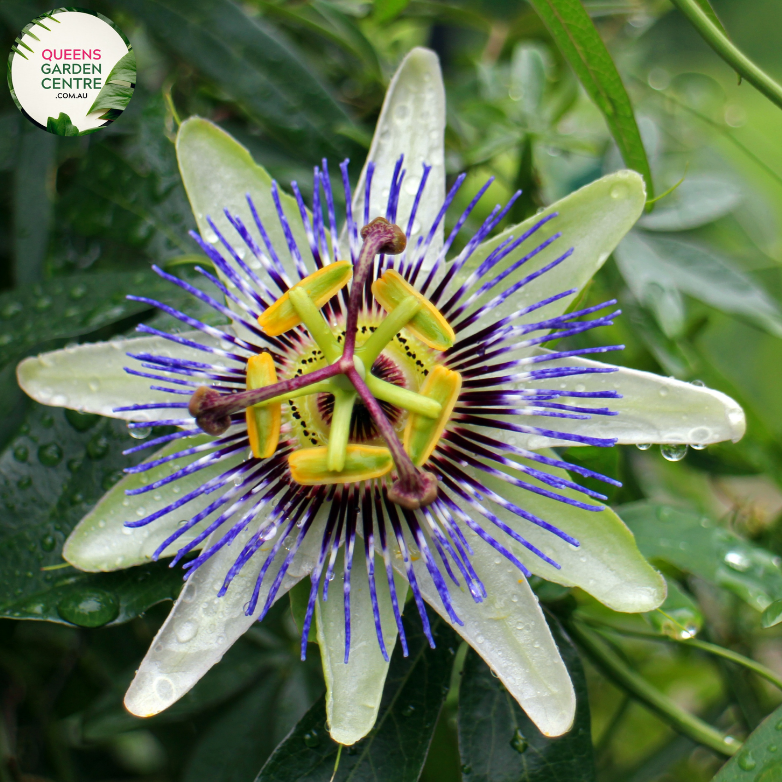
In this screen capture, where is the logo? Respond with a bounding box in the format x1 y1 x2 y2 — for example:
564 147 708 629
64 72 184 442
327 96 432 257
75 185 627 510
8 8 135 136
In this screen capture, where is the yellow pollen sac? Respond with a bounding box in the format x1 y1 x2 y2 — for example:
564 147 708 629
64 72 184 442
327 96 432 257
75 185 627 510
372 269 455 351
257 261 352 337
245 353 281 459
404 365 462 466
289 445 393 485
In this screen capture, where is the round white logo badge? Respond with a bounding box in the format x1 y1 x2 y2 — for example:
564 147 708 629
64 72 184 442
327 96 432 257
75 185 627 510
8 8 135 136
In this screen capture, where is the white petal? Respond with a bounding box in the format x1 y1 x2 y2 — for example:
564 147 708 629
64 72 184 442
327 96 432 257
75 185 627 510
407 530 575 737
316 551 407 745
342 48 445 269
447 170 646 335
64 438 246 572
177 117 313 291
518 350 746 449
16 334 219 421
124 507 324 717
466 460 665 613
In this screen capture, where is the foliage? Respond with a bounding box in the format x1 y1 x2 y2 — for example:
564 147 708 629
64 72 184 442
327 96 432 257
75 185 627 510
2 1 782 781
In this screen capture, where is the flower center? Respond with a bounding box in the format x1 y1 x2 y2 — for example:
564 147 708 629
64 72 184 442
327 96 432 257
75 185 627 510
188 217 461 509
317 354 407 443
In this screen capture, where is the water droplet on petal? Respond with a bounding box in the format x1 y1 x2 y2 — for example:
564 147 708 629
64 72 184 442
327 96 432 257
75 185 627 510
401 704 415 717
129 425 152 440
635 443 652 451
13 445 29 462
661 444 687 461
176 621 198 643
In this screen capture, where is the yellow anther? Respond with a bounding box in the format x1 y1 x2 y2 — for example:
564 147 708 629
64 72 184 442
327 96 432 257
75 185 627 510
258 261 352 337
289 445 393 485
245 352 281 459
371 269 455 351
404 365 462 466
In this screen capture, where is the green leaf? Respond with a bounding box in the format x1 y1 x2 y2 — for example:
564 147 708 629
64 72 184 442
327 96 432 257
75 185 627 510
59 92 196 266
713 702 782 780
458 615 595 782
184 663 321 782
81 637 279 740
88 51 137 115
761 598 782 628
619 502 782 612
46 112 80 136
637 174 741 231
526 0 653 197
616 231 782 338
13 122 55 285
373 0 412 24
88 82 135 116
692 0 730 39
255 612 457 782
114 0 354 159
0 402 183 623
0 271 193 371
106 49 137 84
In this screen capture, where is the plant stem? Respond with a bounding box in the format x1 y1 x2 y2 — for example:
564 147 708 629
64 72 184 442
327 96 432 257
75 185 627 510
586 620 782 693
566 620 740 757
670 0 782 111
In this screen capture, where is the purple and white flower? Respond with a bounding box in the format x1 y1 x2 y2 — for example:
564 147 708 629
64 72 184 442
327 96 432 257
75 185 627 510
16 49 745 744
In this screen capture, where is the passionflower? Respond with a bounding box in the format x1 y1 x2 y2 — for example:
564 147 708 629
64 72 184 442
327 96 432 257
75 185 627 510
16 49 745 745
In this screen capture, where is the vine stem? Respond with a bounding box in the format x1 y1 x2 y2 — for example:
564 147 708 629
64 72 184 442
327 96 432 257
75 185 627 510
583 620 782 692
565 620 741 757
670 0 782 111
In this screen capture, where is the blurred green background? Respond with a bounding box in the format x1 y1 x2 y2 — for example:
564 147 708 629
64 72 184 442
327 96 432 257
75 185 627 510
3 1 782 780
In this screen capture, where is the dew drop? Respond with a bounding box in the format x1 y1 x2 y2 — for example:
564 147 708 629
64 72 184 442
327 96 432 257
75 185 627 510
13 445 29 463
660 444 687 461
736 750 756 771
38 443 63 467
88 379 101 392
129 425 152 440
17 476 31 489
401 704 415 717
65 409 99 431
394 104 410 121
69 283 88 300
87 435 110 460
303 730 320 748
56 588 119 627
40 534 56 552
176 621 198 643
155 677 175 701
510 728 528 753
635 443 652 451
724 550 752 572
